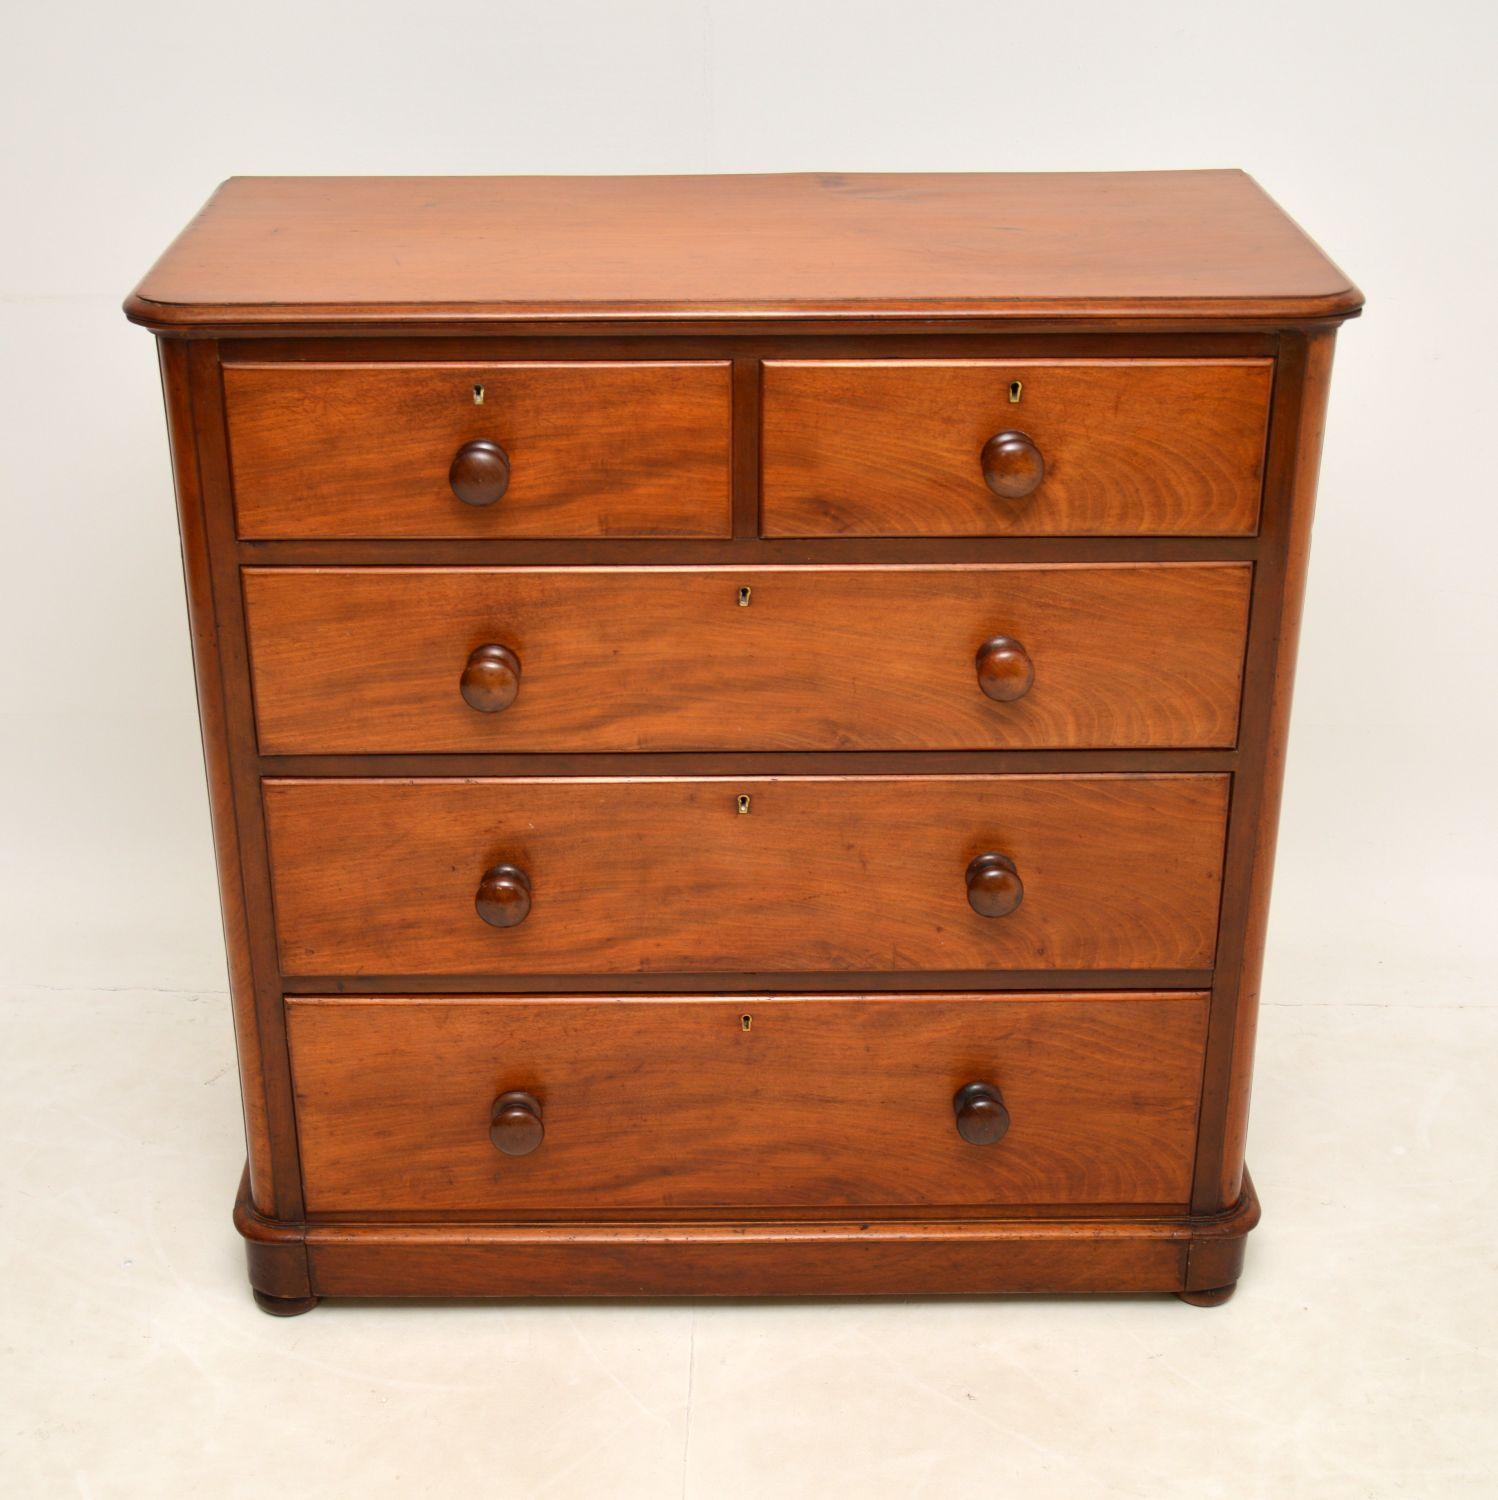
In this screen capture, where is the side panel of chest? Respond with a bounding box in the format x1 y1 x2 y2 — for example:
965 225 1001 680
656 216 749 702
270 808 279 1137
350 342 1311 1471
147 317 1342 1310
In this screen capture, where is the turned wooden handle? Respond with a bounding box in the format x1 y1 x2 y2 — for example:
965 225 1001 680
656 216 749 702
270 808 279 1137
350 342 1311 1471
489 1090 544 1156
450 439 511 506
475 863 532 928
966 852 1023 917
980 430 1044 499
461 643 522 713
953 1082 1010 1145
975 636 1034 702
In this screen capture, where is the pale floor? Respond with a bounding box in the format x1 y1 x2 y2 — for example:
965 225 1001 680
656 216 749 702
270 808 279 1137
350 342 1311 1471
3 977 1495 1498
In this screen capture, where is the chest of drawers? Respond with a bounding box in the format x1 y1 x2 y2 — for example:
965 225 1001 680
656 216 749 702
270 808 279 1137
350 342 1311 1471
126 171 1359 1313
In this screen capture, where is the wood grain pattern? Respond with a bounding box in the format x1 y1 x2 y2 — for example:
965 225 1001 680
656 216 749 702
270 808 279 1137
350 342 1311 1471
126 170 1359 1305
305 1226 1192 1298
156 344 280 1217
236 1169 1262 1300
1184 1177 1260 1292
185 343 310 1222
1208 330 1338 1211
224 361 732 539
263 773 1230 976
124 172 1361 331
762 359 1272 536
243 564 1251 753
287 992 1208 1212
233 1166 311 1299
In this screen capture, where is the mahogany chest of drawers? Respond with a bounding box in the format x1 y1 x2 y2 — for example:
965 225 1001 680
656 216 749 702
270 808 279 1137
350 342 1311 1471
126 171 1360 1312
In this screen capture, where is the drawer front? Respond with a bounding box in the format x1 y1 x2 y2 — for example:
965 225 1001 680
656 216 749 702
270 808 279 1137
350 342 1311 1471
224 361 732 539
245 563 1251 753
264 774 1228 976
288 992 1209 1212
761 359 1272 536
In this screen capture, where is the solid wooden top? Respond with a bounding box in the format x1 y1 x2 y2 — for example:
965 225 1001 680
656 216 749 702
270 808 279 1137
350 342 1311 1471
125 171 1361 331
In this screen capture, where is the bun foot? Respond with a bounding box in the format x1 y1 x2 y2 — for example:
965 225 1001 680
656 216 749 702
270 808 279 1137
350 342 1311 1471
1176 1282 1238 1307
253 1289 320 1317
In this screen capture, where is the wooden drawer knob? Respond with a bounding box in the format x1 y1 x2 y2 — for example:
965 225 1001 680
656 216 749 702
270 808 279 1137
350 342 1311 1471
975 636 1034 702
450 439 511 506
461 643 522 713
966 852 1023 917
980 430 1044 499
476 863 532 927
953 1082 1010 1145
489 1090 544 1156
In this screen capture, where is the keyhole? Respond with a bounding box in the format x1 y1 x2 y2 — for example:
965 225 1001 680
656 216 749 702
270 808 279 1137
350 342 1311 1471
740 1014 753 1032
738 586 752 607
1008 380 1023 404
473 384 486 405
737 794 751 815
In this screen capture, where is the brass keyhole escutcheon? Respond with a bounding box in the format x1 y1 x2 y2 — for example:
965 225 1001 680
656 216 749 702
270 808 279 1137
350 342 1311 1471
740 1013 752 1032
472 383 485 405
738 585 752 607
1008 379 1023 403
737 794 751 815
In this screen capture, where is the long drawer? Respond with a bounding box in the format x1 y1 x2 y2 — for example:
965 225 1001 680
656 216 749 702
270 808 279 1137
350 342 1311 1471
224 360 733 539
263 774 1230 976
244 563 1251 753
761 358 1272 536
288 992 1209 1213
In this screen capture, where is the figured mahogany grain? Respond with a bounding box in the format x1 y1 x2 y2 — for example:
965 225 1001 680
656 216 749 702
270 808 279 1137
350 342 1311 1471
124 172 1361 331
224 361 732 539
263 773 1229 976
286 992 1208 1212
242 564 1251 753
762 359 1271 536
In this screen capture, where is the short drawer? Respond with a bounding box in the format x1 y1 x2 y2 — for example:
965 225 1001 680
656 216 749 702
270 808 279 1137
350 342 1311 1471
287 992 1209 1212
264 774 1229 976
244 563 1252 753
224 361 732 538
761 358 1272 536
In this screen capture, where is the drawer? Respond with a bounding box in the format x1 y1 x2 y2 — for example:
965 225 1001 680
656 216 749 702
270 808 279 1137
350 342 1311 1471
761 359 1272 536
224 361 732 539
244 563 1251 753
287 992 1209 1212
264 774 1229 976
